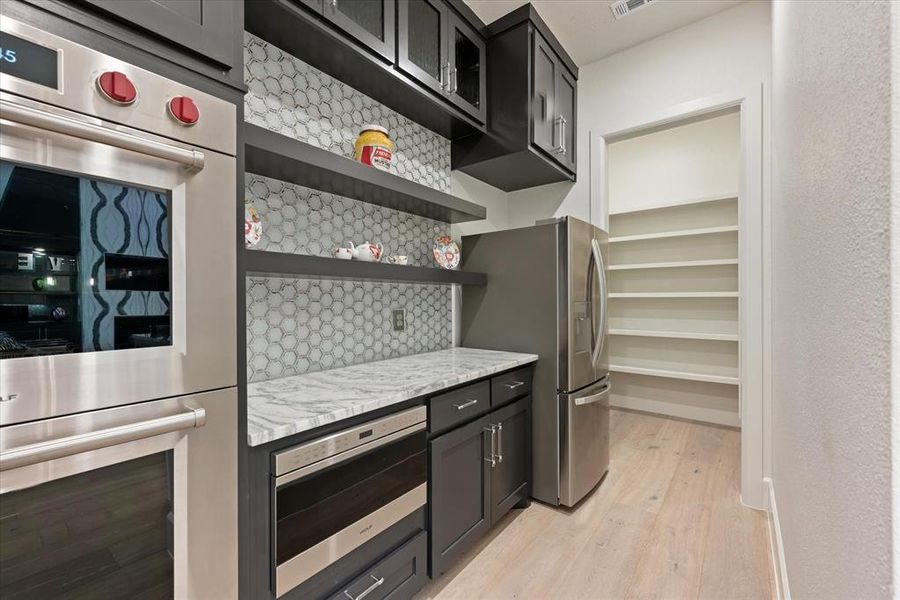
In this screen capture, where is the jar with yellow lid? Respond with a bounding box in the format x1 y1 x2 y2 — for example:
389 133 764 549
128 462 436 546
354 124 394 171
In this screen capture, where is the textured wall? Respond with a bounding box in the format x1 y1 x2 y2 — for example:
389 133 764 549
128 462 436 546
244 32 450 190
244 35 455 380
246 277 451 383
772 1 895 597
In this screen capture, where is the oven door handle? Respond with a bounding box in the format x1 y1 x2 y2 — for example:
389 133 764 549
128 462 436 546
0 407 206 471
0 99 206 170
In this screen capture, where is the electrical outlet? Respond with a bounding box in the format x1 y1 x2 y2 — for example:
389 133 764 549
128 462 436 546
392 309 406 332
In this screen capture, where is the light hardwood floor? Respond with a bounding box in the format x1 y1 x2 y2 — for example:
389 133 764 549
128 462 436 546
416 409 774 600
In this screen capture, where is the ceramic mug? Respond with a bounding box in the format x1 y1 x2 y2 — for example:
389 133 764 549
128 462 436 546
333 247 352 260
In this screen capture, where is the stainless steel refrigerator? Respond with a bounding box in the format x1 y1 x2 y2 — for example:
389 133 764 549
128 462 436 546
461 216 609 507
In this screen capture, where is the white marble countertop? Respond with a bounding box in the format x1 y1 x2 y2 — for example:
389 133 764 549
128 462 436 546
247 347 538 446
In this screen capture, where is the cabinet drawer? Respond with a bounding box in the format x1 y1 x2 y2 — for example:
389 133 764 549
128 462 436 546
491 367 532 407
429 380 490 434
328 531 427 600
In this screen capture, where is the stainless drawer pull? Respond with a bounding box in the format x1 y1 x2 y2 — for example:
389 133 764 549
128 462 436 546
484 425 497 467
453 399 479 410
344 575 384 600
504 381 525 390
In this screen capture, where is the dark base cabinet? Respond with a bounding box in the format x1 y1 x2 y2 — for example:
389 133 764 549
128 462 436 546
428 373 533 577
429 414 492 577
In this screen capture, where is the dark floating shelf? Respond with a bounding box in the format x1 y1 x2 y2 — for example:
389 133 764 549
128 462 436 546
244 250 487 287
244 124 487 224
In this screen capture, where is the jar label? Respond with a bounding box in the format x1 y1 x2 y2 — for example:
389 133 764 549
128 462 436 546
360 145 392 171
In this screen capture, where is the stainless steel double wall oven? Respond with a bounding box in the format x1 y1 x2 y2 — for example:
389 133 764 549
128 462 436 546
0 18 237 598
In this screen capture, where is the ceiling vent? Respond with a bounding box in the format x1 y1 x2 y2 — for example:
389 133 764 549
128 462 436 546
610 0 657 20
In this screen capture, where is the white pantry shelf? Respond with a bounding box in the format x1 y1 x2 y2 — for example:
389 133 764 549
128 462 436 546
609 225 739 244
607 258 738 271
610 364 740 386
608 193 738 216
608 292 739 299
609 329 740 342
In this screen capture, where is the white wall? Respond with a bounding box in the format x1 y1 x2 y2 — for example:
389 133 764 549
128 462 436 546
607 111 740 213
771 1 897 598
505 0 771 229
449 171 510 238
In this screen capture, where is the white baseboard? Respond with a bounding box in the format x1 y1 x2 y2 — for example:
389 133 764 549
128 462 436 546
610 396 741 428
765 477 791 600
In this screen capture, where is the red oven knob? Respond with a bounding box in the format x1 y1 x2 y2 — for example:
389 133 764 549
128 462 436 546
168 96 200 126
96 71 137 105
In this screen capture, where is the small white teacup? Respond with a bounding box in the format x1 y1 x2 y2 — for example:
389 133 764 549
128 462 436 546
333 247 352 260
388 255 408 265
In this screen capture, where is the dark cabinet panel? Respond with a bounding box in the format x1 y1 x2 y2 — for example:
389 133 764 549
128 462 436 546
323 0 395 62
489 396 530 524
81 0 238 69
397 0 449 97
447 11 486 122
429 414 492 577
555 66 577 173
429 380 490 435
451 10 578 191
531 31 557 157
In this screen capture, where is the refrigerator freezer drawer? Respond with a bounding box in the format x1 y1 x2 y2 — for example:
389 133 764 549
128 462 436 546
559 379 611 507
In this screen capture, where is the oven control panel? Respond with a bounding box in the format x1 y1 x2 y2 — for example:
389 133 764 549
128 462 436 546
0 18 233 156
274 406 427 478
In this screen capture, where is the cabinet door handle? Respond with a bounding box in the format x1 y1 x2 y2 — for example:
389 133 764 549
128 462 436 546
453 399 478 411
331 0 338 7
343 575 384 600
504 381 525 390
450 68 458 95
483 425 497 467
440 62 450 92
496 422 503 464
555 115 567 154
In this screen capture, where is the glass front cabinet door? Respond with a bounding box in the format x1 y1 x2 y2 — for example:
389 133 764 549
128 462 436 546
323 0 396 62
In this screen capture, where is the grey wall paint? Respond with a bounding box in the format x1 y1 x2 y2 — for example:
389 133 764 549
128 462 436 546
243 35 454 381
771 1 897 597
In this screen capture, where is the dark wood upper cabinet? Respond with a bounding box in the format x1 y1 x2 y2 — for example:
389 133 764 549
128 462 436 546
531 31 558 158
554 61 577 173
451 4 578 191
446 11 487 122
398 0 486 123
320 0 396 63
80 0 239 70
397 0 449 97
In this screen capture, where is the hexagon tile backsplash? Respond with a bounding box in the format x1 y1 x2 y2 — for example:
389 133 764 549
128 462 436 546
247 277 452 383
246 173 450 265
243 32 458 382
244 32 451 191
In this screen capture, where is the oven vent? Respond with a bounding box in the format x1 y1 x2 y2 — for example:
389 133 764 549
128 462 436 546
610 0 657 20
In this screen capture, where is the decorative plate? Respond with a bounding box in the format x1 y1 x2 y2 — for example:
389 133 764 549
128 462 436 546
244 201 262 248
432 235 460 270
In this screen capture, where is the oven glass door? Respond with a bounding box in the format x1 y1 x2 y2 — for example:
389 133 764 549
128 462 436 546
275 429 427 595
0 94 235 425
0 388 237 599
0 451 176 598
0 161 173 356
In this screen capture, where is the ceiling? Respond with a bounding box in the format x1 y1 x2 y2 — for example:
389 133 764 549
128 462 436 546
464 0 747 66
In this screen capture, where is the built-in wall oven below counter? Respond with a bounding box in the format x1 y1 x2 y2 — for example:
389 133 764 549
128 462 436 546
0 17 237 599
273 407 428 598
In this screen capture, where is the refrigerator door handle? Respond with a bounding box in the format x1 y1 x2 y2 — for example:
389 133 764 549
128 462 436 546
574 381 611 406
590 238 608 365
